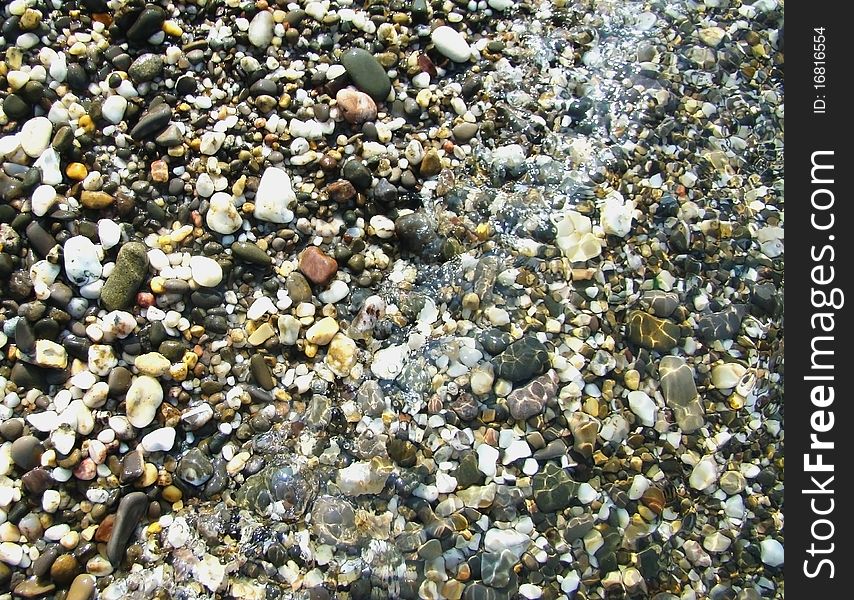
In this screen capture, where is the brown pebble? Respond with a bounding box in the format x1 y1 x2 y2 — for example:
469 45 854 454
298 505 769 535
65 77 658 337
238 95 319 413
336 88 378 124
50 554 81 586
66 574 96 600
80 191 114 209
298 246 338 286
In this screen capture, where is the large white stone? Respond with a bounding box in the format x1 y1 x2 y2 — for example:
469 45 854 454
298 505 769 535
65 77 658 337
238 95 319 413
760 538 784 567
64 235 102 286
206 192 243 234
125 375 164 428
555 210 603 262
628 390 656 426
31 184 57 217
254 167 296 224
20 117 53 157
689 456 719 491
190 255 223 287
431 26 472 63
248 10 274 47
102 95 128 124
601 193 634 237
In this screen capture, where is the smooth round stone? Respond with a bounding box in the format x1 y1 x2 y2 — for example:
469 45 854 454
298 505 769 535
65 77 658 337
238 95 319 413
141 427 176 452
506 371 558 420
11 435 44 470
341 48 392 101
20 116 53 157
532 463 580 512
31 184 58 217
66 574 96 600
125 375 164 428
206 192 243 234
711 363 747 389
128 54 163 83
689 456 719 491
492 336 550 382
177 448 214 486
625 310 679 352
627 390 656 426
127 5 166 42
63 236 102 287
254 167 296 223
248 10 274 47
659 356 704 433
431 26 472 63
98 219 122 250
189 256 223 287
336 88 377 124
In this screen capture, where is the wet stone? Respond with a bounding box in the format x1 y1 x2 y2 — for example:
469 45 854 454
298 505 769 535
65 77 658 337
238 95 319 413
697 305 747 342
625 310 680 352
177 448 214 486
481 549 517 588
106 491 149 565
492 336 550 382
532 463 580 512
480 328 512 355
506 370 558 420
659 356 705 433
640 290 680 318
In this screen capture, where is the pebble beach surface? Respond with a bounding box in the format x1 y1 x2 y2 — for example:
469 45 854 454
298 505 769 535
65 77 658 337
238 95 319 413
0 1 784 599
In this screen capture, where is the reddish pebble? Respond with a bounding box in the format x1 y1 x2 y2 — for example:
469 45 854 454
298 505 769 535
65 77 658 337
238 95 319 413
298 246 338 286
73 458 97 480
336 88 378 124
150 160 169 183
137 292 155 307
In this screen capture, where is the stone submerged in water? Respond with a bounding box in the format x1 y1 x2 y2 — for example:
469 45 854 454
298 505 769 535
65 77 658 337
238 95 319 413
492 336 550 382
659 356 705 433
625 310 680 352
506 370 558 420
696 305 747 342
100 242 149 310
532 463 581 512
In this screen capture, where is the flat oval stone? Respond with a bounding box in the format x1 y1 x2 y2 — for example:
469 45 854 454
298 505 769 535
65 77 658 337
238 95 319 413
341 48 392 101
106 492 149 565
625 310 680 352
492 336 550 382
231 241 272 266
659 356 705 433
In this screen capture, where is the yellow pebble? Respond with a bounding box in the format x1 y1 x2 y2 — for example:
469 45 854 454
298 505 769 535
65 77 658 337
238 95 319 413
66 162 88 181
78 115 95 133
304 342 318 358
147 522 162 535
149 276 166 294
162 485 182 503
162 20 183 37
169 362 188 381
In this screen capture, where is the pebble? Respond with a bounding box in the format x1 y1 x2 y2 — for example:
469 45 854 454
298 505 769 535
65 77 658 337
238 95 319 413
254 167 296 223
431 26 473 63
102 95 128 124
248 10 274 47
63 236 102 287
106 492 149 565
125 375 164 428
341 48 392 101
336 88 378 124
20 116 53 157
206 192 243 234
141 427 176 452
760 538 784 567
100 242 150 311
299 246 338 286
689 456 719 491
190 256 223 288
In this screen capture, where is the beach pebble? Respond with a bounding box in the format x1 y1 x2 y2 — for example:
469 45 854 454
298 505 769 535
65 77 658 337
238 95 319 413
431 26 472 62
125 375 164 428
20 117 53 157
206 192 243 234
190 256 223 288
254 167 296 223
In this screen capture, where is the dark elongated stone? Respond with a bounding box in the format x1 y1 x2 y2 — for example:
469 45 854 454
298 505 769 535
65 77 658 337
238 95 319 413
250 354 274 390
130 103 172 140
25 221 58 257
231 241 272 265
127 6 166 43
107 492 149 565
341 48 392 101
